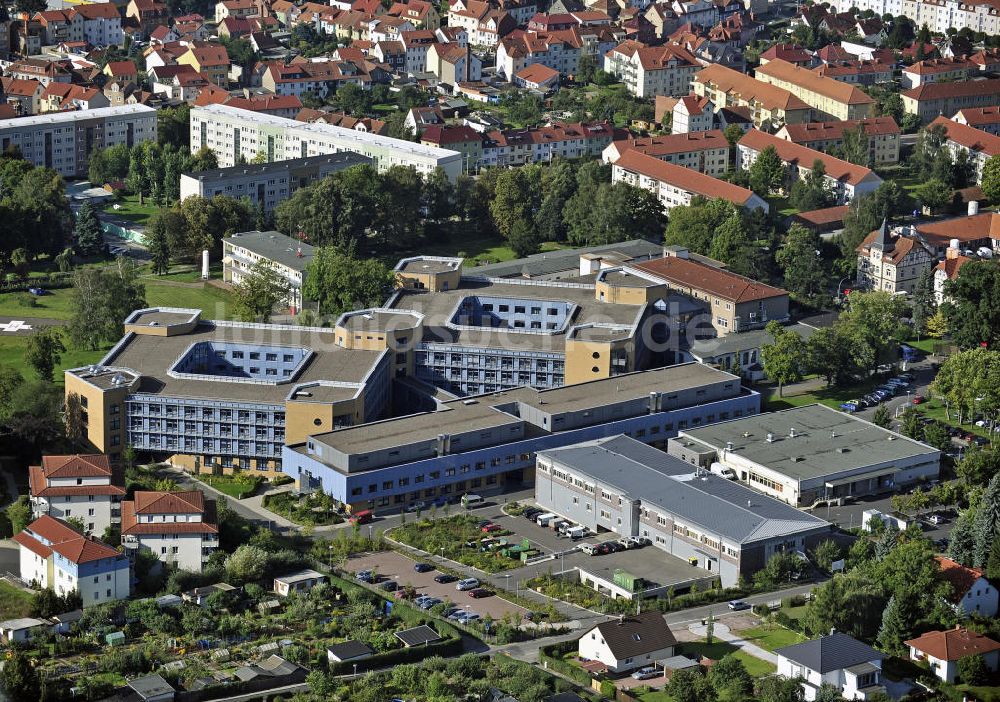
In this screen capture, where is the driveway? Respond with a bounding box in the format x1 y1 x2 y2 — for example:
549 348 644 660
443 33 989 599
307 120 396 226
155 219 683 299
345 551 528 622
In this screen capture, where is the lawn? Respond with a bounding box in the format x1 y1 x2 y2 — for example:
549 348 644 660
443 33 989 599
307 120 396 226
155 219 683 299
140 262 222 283
633 690 675 702
0 288 76 319
740 624 807 652
677 641 775 677
0 580 33 621
0 336 109 382
912 398 993 440
778 603 809 623
196 473 262 499
762 380 880 412
417 228 570 268
145 281 235 320
104 194 159 226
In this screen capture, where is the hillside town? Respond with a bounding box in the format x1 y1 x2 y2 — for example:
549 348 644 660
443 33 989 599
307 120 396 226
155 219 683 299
2 0 1000 698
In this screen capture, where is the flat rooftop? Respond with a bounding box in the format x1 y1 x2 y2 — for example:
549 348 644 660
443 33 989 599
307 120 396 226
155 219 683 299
301 363 740 458
597 269 662 288
467 239 663 279
0 104 156 129
540 435 829 544
679 403 939 481
397 258 461 274
340 310 421 333
184 152 369 181
225 231 316 273
128 310 199 327
95 321 383 404
390 279 644 351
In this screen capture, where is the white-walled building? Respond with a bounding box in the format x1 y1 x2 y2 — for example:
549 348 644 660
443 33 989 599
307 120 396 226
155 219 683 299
222 230 316 313
603 41 700 98
14 516 131 608
578 611 678 673
121 491 219 573
906 627 1000 684
190 104 463 179
776 632 885 701
671 94 713 134
29 454 125 537
937 556 999 618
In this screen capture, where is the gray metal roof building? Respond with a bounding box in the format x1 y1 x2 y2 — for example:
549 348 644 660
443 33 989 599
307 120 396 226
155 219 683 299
673 403 941 506
467 239 664 279
535 434 831 587
224 231 316 273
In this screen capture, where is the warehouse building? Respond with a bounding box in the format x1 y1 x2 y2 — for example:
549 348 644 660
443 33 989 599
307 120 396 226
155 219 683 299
190 104 462 178
0 105 157 178
534 435 831 587
284 363 759 511
669 404 941 507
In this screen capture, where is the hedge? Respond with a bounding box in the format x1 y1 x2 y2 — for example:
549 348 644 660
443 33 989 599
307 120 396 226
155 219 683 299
539 641 592 687
0 273 73 292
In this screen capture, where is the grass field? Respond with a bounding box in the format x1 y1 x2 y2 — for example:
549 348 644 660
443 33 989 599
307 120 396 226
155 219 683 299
104 194 159 226
763 380 880 412
740 625 807 652
0 336 109 382
677 641 776 677
0 288 76 319
145 282 235 319
0 580 33 620
634 690 674 702
196 474 261 499
419 230 569 267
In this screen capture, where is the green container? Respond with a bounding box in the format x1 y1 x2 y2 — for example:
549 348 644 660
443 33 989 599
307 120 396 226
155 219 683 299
613 569 642 592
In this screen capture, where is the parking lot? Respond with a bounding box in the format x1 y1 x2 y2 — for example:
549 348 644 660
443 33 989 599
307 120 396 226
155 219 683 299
817 492 955 545
487 509 717 594
345 550 528 622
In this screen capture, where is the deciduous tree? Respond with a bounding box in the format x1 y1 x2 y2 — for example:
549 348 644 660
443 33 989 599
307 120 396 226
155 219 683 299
232 260 291 323
942 261 1000 349
761 321 807 397
777 224 827 303
67 257 146 351
748 145 786 195
25 327 65 381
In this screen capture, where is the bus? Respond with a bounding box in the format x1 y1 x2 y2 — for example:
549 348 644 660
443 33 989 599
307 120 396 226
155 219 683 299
349 509 373 525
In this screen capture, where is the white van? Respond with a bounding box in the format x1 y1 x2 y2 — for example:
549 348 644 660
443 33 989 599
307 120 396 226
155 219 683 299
710 462 737 480
461 494 484 508
566 526 588 540
535 512 558 526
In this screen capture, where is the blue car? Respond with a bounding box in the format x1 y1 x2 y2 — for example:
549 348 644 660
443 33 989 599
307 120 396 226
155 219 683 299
414 562 434 573
840 402 859 412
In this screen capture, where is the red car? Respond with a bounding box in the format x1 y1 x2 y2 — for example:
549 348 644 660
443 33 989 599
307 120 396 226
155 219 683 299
468 588 493 598
480 523 501 533
912 395 926 405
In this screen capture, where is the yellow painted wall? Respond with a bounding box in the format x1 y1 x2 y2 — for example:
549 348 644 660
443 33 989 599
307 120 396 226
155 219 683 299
284 397 363 445
595 281 667 305
64 374 129 459
564 339 614 385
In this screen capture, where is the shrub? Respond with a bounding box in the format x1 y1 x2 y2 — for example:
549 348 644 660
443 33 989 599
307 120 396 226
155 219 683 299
782 595 806 608
16 293 37 308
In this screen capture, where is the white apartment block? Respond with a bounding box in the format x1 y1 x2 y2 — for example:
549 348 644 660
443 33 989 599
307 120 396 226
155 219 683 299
828 0 1000 36
121 491 219 573
0 105 157 178
14 516 131 607
603 42 700 98
29 454 125 537
190 104 463 179
222 230 316 313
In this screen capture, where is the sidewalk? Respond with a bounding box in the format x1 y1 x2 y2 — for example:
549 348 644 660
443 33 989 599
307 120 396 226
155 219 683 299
163 467 296 529
687 622 777 665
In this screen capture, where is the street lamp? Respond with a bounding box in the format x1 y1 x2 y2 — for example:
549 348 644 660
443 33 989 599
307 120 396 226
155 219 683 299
368 524 373 543
353 663 358 677
836 276 852 304
503 573 511 593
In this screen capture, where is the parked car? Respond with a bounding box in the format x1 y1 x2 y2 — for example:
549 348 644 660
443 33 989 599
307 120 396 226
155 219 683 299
481 523 502 533
840 401 860 412
446 609 466 621
728 600 750 611
578 543 600 555
468 588 493 599
356 570 374 583
460 613 481 623
523 508 543 520
635 536 652 547
414 562 435 573
972 436 990 446
912 395 926 405
419 598 442 610
405 501 428 513
380 580 399 592
927 514 947 525
27 287 48 296
631 667 659 680
456 578 480 591
434 573 458 584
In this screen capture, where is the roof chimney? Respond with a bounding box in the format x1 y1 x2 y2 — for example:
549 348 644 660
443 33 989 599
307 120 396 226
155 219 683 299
789 427 796 438
766 432 774 443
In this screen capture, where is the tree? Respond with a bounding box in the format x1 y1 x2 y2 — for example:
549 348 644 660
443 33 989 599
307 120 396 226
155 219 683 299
922 422 951 451
67 257 147 351
872 404 891 428
838 290 910 372
985 538 1000 582
762 321 807 397
6 496 31 535
0 650 39 702
665 668 716 702
789 159 834 211
955 656 988 688
838 182 906 268
777 224 827 303
507 217 540 258
948 509 977 566
748 145 786 195
972 472 1000 567
914 178 953 214
708 654 752 698
982 153 1000 202
275 164 377 249
664 198 743 255
302 247 394 317
575 53 597 84
807 326 858 387
815 684 847 702
30 588 62 618
812 539 842 572
803 571 885 641
54 247 73 273
756 675 804 702
375 165 424 248
224 544 269 583
911 268 936 336
145 210 173 275
490 167 540 243
9 247 29 277
876 594 908 655
24 327 65 381
926 310 949 338
839 125 872 167
87 142 131 187
942 261 1000 349
232 260 291 323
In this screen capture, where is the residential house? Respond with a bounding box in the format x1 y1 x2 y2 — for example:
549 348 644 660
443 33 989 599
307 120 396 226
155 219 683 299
738 129 883 203
755 58 875 121
692 63 812 129
902 57 979 89
178 44 231 86
386 0 441 29
72 4 125 47
421 124 483 172
373 40 406 73
774 116 900 166
401 30 439 73
513 62 560 91
813 60 893 86
602 130 730 176
39 82 109 112
274 569 329 596
126 0 169 38
121 490 219 573
906 626 1000 684
855 220 936 295
14 515 131 607
0 619 49 643
936 555 998 618
404 105 445 134
104 60 139 85
953 106 1000 136
670 94 713 133
33 10 74 45
759 43 813 66
261 60 369 98
481 121 618 167
427 43 482 84
602 40 699 98
578 611 678 673
220 229 319 310
448 0 516 47
496 30 582 80
297 108 389 134
775 632 885 701
215 0 260 22
612 150 769 219
933 243 972 304
29 455 124 538
688 322 817 381
902 80 1000 124
628 247 787 334
931 115 1000 185
6 58 73 87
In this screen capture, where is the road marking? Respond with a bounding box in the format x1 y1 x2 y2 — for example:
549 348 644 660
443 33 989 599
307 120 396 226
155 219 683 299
0 320 31 333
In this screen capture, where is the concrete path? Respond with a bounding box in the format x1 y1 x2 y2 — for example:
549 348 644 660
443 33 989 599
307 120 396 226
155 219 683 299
687 621 777 665
163 467 296 530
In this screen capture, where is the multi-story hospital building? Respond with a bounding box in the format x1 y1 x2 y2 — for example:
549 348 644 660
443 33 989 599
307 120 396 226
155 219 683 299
65 254 762 511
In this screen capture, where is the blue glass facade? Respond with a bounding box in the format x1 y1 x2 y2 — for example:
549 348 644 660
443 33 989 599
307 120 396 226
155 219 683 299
415 343 565 395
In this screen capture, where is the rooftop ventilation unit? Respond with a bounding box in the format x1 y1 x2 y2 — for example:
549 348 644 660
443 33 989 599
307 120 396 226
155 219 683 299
789 427 796 438
765 432 774 443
